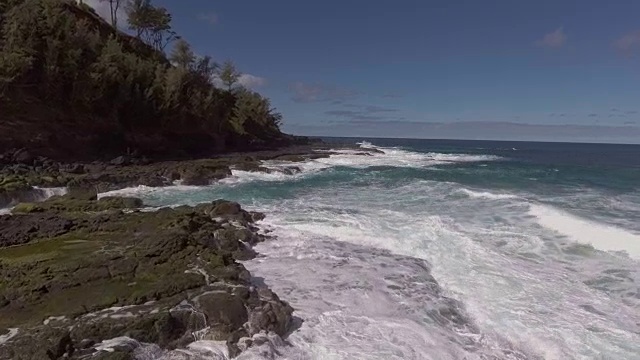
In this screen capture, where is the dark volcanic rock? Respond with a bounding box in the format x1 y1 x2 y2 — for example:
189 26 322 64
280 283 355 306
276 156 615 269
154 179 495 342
67 188 97 201
196 291 249 337
180 166 231 186
109 156 131 166
0 213 76 247
10 193 144 214
63 163 86 174
233 162 273 173
0 197 293 358
13 149 35 165
281 166 301 175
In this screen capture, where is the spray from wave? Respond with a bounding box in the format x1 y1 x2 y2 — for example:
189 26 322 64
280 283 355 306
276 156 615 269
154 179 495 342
89 141 640 360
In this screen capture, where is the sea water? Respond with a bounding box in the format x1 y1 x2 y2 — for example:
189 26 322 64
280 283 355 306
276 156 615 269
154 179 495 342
102 138 640 360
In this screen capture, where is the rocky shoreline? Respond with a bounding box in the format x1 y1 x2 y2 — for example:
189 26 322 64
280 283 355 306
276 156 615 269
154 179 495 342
0 144 373 359
0 144 353 208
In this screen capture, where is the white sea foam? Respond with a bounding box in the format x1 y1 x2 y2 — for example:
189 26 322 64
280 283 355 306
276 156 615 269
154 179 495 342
96 144 502 201
98 184 202 199
309 148 499 170
0 328 19 345
94 336 141 353
91 142 640 359
238 177 640 359
244 230 531 360
0 186 68 214
529 204 640 259
458 188 519 200
33 186 67 199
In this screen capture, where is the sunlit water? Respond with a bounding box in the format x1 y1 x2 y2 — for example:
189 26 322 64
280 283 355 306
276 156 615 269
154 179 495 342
101 139 640 360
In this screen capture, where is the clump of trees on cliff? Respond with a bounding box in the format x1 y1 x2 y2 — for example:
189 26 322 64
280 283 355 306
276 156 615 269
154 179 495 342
0 0 285 158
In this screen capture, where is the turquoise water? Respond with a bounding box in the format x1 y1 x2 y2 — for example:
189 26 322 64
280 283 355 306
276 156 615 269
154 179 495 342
104 139 640 360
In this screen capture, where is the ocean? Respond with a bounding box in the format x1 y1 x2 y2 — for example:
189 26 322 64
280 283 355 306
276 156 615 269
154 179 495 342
103 138 640 360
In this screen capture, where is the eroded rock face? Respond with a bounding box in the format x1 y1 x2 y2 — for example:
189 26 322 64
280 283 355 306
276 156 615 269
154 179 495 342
0 197 293 359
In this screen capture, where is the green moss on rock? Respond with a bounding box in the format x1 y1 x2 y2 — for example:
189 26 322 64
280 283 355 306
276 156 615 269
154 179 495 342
11 202 43 214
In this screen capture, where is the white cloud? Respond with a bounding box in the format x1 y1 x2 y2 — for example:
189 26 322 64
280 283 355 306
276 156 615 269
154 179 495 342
535 27 567 49
237 74 267 89
211 73 267 89
614 30 640 56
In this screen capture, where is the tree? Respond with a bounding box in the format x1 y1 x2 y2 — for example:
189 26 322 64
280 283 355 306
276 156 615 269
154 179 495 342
0 0 286 158
194 55 217 83
99 0 123 28
126 0 148 37
230 89 282 135
218 60 240 91
126 0 178 51
169 38 194 70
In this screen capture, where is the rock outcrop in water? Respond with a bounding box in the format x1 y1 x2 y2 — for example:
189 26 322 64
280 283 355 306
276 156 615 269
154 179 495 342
0 193 294 359
0 146 335 208
0 140 371 358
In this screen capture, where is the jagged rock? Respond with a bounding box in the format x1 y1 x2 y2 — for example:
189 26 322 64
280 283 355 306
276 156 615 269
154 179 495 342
181 171 211 186
64 163 86 174
67 188 98 201
0 197 293 359
281 166 301 175
0 213 76 246
99 196 143 209
0 326 72 360
0 147 366 357
45 332 74 359
196 292 248 338
210 200 242 216
110 156 130 166
93 350 135 360
138 175 169 187
273 154 306 162
78 339 95 349
234 162 273 173
13 149 34 164
246 288 294 337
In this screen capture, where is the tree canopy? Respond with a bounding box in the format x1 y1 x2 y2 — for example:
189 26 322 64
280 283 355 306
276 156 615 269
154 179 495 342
0 0 287 159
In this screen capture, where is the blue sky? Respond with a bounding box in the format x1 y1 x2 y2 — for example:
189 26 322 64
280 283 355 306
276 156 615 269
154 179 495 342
91 0 640 143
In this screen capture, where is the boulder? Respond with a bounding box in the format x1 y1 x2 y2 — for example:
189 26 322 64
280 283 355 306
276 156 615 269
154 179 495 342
110 156 130 166
281 166 301 175
180 166 231 186
64 163 86 174
196 292 248 338
98 196 143 209
181 170 210 186
211 200 243 216
233 162 272 173
246 288 294 337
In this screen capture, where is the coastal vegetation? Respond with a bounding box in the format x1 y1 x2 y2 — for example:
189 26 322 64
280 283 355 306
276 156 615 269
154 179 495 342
0 0 292 161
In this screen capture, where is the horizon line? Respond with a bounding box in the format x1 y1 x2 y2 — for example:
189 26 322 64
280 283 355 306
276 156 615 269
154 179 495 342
306 135 640 146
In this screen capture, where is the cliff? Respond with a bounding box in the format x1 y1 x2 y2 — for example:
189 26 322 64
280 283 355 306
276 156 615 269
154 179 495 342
0 0 301 162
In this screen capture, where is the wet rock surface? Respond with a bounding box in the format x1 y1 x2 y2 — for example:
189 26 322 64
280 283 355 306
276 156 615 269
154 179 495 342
0 143 373 358
0 144 348 208
0 195 293 359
